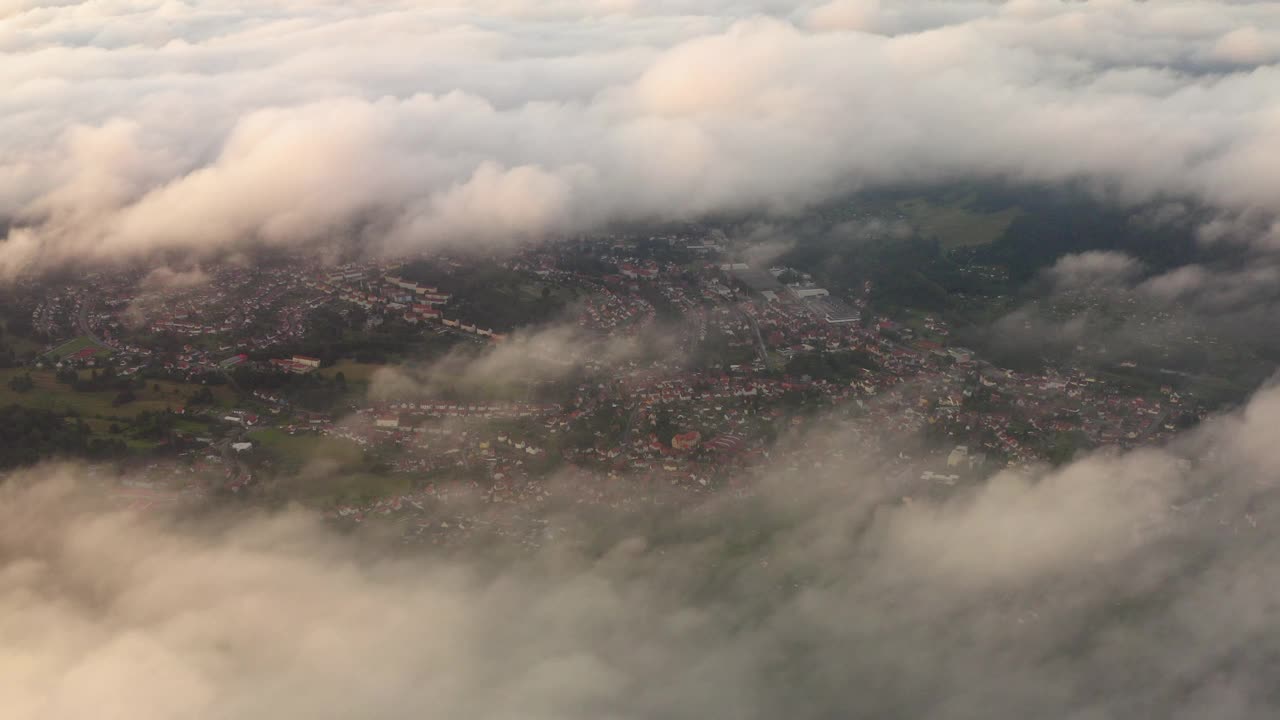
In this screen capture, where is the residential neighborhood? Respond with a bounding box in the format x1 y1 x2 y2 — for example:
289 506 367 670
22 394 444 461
0 227 1226 546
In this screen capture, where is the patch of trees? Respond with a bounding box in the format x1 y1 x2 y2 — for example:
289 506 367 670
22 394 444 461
776 185 1235 326
779 386 823 410
784 351 878 382
0 299 37 339
56 366 141 394
973 186 1213 283
231 365 296 392
692 325 756 368
187 386 217 406
653 408 675 445
7 373 33 393
636 285 681 322
780 234 958 313
632 237 695 264
132 410 177 441
231 366 348 412
450 288 566 332
187 371 227 386
400 261 568 331
1044 430 1095 466
127 332 186 354
962 387 1008 413
557 252 616 276
0 405 127 468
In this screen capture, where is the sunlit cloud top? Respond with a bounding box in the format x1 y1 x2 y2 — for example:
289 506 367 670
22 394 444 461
2 0 1279 274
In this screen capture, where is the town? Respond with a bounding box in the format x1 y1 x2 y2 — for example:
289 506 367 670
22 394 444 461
0 229 1226 543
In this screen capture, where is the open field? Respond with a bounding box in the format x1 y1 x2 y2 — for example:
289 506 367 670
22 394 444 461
251 427 413 503
271 468 414 505
45 335 109 360
251 427 366 468
0 369 236 418
896 193 1024 249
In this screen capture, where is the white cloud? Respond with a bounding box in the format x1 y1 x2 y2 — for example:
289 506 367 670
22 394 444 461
1046 250 1144 289
367 321 680 401
0 1 1278 272
6 382 1280 716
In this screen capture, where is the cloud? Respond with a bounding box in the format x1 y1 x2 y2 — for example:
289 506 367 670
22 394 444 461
367 321 681 401
980 304 1092 361
1136 262 1280 312
2 1 1280 274
117 264 215 328
1046 250 1144 290
138 265 211 291
805 0 883 33
7 381 1280 716
978 250 1280 370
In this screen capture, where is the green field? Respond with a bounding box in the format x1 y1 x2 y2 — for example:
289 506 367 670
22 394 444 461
896 193 1024 249
251 427 410 503
75 416 149 449
46 335 109 359
251 427 366 467
0 369 235 418
272 469 413 506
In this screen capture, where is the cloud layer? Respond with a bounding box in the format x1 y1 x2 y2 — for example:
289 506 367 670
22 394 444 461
6 381 1280 717
979 249 1280 367
2 0 1280 273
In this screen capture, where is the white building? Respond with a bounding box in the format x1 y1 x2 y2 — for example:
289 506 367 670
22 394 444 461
793 287 830 299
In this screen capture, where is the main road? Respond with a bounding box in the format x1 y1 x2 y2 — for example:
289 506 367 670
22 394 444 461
75 295 111 350
737 307 769 365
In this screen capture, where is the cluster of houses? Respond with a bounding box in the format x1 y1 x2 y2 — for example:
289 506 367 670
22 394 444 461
301 263 448 315
20 237 1222 545
357 400 563 429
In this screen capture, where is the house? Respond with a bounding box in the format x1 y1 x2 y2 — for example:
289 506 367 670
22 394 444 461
672 431 701 451
620 262 659 279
